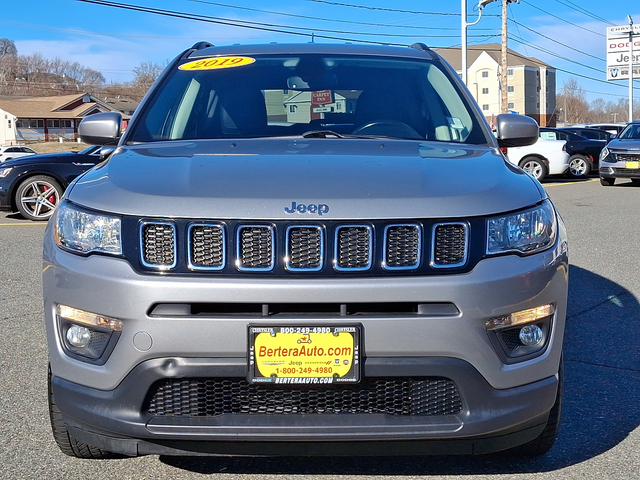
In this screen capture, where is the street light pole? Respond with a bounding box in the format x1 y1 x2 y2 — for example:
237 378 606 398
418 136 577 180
461 0 495 86
628 15 634 122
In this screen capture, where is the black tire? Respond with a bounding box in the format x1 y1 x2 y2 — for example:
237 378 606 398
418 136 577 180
630 179 640 186
48 365 123 459
15 175 63 221
502 357 564 457
600 177 615 186
567 155 590 178
519 157 548 181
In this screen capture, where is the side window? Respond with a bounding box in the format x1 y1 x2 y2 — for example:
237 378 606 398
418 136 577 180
540 131 556 141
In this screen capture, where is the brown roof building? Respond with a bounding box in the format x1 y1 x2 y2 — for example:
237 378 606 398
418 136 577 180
0 93 131 144
435 43 557 127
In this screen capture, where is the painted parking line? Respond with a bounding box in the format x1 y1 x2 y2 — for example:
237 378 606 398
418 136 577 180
0 222 47 226
543 178 598 187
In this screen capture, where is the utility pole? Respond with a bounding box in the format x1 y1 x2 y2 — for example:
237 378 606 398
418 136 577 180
501 0 508 113
628 15 634 122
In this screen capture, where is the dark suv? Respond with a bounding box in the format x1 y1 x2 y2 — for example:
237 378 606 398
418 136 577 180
43 42 568 459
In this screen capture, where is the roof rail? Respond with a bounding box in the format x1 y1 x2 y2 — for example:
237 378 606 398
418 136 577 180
410 43 431 52
190 42 213 50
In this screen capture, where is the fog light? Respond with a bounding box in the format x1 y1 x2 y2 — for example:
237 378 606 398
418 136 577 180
56 304 122 364
66 325 91 347
519 324 543 346
486 304 555 331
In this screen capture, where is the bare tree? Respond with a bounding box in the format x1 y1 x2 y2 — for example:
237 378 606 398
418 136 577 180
0 38 17 58
557 78 589 125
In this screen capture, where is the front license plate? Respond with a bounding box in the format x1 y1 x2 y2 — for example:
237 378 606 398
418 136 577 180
625 161 640 169
248 325 361 384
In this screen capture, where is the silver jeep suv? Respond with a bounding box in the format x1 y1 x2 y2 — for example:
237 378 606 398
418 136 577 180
44 42 568 458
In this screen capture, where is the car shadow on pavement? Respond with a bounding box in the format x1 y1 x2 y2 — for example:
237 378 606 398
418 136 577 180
160 265 640 476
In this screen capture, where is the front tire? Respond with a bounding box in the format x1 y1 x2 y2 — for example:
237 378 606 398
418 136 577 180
519 157 548 181
48 365 122 459
15 175 62 221
567 155 590 178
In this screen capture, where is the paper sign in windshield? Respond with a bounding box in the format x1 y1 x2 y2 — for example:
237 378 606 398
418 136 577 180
179 56 255 71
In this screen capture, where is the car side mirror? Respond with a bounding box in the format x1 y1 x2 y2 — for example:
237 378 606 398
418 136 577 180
495 114 539 148
79 112 123 146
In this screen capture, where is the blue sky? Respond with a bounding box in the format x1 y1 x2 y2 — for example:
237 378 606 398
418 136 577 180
1 0 639 103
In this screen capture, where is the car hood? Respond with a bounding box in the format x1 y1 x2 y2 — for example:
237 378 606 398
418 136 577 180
67 139 545 220
606 138 640 152
0 151 79 167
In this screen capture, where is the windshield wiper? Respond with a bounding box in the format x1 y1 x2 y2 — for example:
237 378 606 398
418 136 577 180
301 130 345 138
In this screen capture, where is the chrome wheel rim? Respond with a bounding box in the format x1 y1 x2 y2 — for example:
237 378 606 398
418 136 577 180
19 180 60 219
522 161 543 180
569 157 588 176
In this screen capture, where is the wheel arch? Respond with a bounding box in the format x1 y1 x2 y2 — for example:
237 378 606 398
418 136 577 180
9 171 69 212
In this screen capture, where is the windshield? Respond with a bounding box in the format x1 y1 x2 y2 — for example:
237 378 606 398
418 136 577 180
127 53 488 144
617 123 640 140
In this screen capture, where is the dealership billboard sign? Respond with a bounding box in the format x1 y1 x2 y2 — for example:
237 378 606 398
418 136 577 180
607 25 640 81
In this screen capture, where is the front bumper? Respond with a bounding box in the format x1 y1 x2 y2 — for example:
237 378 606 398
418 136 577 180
599 165 640 179
44 219 568 454
52 356 558 456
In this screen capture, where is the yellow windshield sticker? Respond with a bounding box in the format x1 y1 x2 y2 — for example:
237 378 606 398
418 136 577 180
179 56 255 71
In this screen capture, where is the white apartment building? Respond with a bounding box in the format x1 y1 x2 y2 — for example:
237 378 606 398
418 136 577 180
436 43 557 127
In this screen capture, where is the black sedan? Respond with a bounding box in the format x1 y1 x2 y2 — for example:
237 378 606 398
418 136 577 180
559 127 614 142
0 145 105 221
539 127 607 178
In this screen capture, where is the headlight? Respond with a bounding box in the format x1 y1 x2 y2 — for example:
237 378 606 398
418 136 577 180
487 200 557 255
54 201 122 255
599 146 613 162
0 167 12 178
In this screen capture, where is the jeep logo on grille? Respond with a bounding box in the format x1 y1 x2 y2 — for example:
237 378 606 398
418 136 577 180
284 201 329 216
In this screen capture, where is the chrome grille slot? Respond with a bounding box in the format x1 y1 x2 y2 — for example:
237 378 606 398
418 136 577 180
432 223 468 268
335 225 372 271
286 226 323 271
189 224 225 270
141 222 176 269
385 224 420 269
237 225 274 271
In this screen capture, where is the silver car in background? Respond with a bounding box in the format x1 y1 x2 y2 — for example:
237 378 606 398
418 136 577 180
43 42 568 459
599 120 640 186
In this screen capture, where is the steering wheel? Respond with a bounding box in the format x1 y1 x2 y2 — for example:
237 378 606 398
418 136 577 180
352 120 423 140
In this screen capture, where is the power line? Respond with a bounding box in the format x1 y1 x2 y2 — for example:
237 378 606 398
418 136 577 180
309 0 473 17
189 0 492 31
508 35 640 92
553 0 616 26
508 18 604 63
519 0 605 37
76 0 495 41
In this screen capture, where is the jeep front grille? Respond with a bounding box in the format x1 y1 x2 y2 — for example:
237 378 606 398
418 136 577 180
146 377 462 417
189 224 225 270
335 226 372 271
140 222 176 269
286 226 323 271
432 223 468 268
237 225 274 271
138 220 471 274
385 224 420 269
